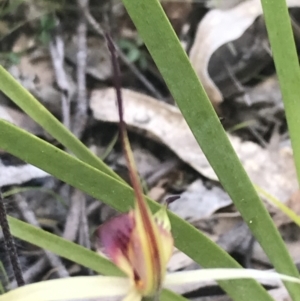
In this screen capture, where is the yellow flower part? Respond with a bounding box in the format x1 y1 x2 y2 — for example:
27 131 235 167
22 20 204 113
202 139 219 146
96 197 175 299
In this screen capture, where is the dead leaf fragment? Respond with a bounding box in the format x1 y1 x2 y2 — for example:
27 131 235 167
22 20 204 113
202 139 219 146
189 0 300 105
65 36 112 80
7 49 76 117
169 179 232 223
90 88 297 204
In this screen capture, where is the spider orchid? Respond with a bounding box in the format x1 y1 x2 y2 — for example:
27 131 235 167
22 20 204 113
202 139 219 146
96 193 177 301
93 34 179 301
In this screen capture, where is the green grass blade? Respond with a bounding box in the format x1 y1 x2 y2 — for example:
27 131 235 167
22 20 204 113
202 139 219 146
0 66 122 182
0 260 6 294
255 185 300 228
3 187 67 207
0 261 9 290
0 120 274 301
120 0 300 299
260 0 300 185
8 217 185 301
100 131 119 160
160 290 187 301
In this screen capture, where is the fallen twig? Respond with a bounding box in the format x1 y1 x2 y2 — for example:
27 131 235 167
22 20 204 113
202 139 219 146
63 189 82 242
78 193 90 250
62 1 91 250
73 0 89 138
49 19 72 130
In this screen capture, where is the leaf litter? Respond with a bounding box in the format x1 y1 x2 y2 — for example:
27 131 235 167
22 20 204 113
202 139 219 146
90 88 298 208
0 0 300 300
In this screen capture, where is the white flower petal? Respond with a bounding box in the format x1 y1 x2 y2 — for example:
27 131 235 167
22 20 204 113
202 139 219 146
164 268 300 289
0 276 130 301
122 288 142 301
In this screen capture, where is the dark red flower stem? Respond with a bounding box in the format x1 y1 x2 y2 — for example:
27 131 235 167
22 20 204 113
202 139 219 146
105 33 162 292
105 33 125 143
0 191 24 286
104 33 145 204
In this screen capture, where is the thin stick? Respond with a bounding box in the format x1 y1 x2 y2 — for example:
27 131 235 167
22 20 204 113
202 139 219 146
73 0 89 138
76 0 91 246
63 189 82 242
61 1 91 251
49 20 71 130
105 33 144 202
0 191 24 286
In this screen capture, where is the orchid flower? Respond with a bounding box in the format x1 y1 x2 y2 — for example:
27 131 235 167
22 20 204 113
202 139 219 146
95 194 176 301
92 34 180 301
2 268 300 301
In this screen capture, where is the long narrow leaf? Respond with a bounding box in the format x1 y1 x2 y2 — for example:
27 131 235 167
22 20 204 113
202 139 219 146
260 0 300 185
120 0 300 299
0 261 8 294
0 66 122 182
255 185 300 228
3 187 67 207
0 120 273 301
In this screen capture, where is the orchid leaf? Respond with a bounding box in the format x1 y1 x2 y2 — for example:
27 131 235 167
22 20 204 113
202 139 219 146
260 0 300 185
0 66 122 182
